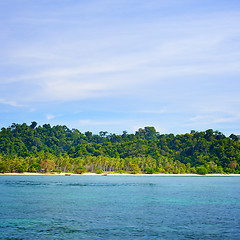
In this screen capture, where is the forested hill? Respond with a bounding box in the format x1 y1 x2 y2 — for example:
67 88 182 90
0 122 239 174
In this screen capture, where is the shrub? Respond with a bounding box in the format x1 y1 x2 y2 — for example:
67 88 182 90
96 169 104 174
75 166 86 174
145 167 154 174
196 166 208 175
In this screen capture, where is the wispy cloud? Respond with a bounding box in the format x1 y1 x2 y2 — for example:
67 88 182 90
0 98 23 107
77 119 125 126
137 108 168 114
188 112 240 128
46 114 56 120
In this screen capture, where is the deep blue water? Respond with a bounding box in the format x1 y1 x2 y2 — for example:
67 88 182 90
0 176 239 240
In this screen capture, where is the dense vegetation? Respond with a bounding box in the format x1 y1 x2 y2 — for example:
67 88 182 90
0 122 239 174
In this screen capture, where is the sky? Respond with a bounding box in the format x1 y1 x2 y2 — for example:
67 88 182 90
0 0 240 136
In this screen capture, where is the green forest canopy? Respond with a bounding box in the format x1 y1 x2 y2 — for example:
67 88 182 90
0 122 239 174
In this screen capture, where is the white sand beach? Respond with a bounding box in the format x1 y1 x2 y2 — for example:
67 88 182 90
1 172 240 176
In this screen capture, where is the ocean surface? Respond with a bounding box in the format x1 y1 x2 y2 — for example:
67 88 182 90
0 176 239 240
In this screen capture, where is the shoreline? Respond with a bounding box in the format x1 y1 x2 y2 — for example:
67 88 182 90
0 172 240 177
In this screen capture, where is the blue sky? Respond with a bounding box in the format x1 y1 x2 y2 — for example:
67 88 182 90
0 0 240 135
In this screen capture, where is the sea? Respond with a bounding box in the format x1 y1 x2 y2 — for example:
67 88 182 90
0 175 239 240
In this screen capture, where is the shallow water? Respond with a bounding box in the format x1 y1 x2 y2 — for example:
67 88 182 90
0 176 239 239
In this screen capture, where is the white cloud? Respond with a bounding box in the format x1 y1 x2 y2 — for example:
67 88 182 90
137 108 168 114
189 112 240 127
46 114 56 120
77 119 125 126
2 8 240 93
0 98 23 107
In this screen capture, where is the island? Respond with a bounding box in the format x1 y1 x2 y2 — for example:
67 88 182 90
0 122 239 175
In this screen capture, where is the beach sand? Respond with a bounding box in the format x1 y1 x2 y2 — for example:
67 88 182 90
1 172 240 176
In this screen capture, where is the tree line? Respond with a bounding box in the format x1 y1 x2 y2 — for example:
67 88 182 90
0 122 239 174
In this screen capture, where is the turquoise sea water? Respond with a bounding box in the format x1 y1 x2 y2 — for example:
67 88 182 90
0 176 239 240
